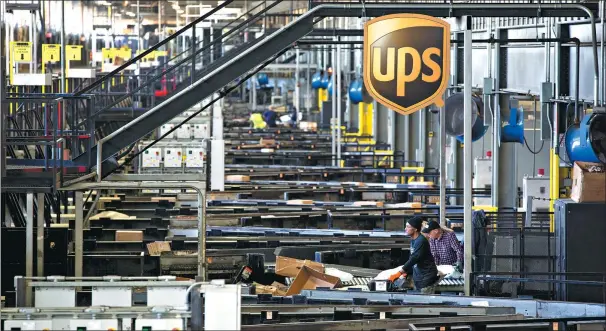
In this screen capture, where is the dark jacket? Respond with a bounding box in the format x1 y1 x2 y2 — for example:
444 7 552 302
402 234 439 289
263 110 277 127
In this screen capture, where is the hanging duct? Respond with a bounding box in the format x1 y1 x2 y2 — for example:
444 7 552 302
349 80 372 104
565 113 606 163
443 93 488 142
257 73 269 86
501 104 524 144
311 71 324 89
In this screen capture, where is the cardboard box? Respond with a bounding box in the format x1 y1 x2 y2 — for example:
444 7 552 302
259 138 276 146
352 201 384 208
255 282 288 296
286 200 314 205
298 121 318 132
147 241 171 256
571 162 606 202
285 266 341 296
115 230 143 242
225 175 251 182
275 256 324 277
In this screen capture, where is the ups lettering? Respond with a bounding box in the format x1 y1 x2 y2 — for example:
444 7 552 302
371 46 441 97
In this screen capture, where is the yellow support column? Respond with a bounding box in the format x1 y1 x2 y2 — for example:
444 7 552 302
549 149 559 232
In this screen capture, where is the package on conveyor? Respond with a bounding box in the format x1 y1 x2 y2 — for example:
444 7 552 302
225 175 251 182
264 256 342 296
259 138 276 146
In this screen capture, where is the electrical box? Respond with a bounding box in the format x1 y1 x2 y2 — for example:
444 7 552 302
135 318 184 331
164 148 183 168
185 148 205 168
473 158 492 206
142 148 162 168
160 124 175 139
193 124 210 139
175 125 192 140
522 176 550 212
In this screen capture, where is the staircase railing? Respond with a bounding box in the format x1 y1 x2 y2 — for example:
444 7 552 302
71 0 282 164
73 0 235 97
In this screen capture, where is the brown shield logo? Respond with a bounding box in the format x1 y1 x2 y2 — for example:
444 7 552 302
364 14 450 115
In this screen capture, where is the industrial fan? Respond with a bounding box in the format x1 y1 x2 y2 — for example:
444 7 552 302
443 93 488 142
565 111 606 163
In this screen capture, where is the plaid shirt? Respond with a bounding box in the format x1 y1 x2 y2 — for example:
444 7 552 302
428 231 463 265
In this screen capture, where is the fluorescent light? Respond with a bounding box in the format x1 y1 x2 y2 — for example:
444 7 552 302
177 9 184 14
115 13 122 16
126 11 136 16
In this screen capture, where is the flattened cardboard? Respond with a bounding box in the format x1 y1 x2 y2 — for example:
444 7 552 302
115 230 143 242
285 266 342 296
571 162 606 202
275 256 324 277
147 241 171 256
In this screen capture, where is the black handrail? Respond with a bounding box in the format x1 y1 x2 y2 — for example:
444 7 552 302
74 0 235 96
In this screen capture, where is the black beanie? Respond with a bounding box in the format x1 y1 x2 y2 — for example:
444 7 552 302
407 216 423 231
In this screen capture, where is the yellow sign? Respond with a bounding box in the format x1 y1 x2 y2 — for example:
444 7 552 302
11 41 32 62
364 14 450 115
42 44 61 63
118 48 132 60
66 45 82 61
102 48 116 60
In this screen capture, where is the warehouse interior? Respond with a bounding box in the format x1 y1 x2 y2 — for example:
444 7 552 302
1 0 606 329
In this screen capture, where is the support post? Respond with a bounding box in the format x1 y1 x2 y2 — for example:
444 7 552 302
336 43 342 166
439 98 447 226
37 193 45 276
306 50 311 114
198 191 207 280
295 47 300 116
60 0 66 93
492 27 501 208
26 193 34 280
75 191 83 277
331 41 337 166
463 17 473 296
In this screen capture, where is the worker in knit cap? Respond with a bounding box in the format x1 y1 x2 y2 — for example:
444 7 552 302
388 216 439 294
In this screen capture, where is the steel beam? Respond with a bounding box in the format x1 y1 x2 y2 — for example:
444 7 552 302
26 193 34 280
36 193 44 276
74 191 83 277
463 17 473 296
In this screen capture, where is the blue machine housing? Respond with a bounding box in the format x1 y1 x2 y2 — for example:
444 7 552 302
257 73 269 86
447 94 488 143
311 72 323 89
565 114 600 163
501 105 524 144
320 73 330 89
349 80 364 104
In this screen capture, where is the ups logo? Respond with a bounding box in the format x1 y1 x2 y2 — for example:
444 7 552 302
364 14 450 115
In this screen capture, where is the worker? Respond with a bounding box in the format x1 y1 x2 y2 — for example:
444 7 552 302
250 112 267 129
422 220 464 272
389 216 439 294
263 107 278 128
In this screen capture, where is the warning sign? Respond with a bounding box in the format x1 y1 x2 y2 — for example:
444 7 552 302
66 45 82 61
11 42 32 62
42 44 60 63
